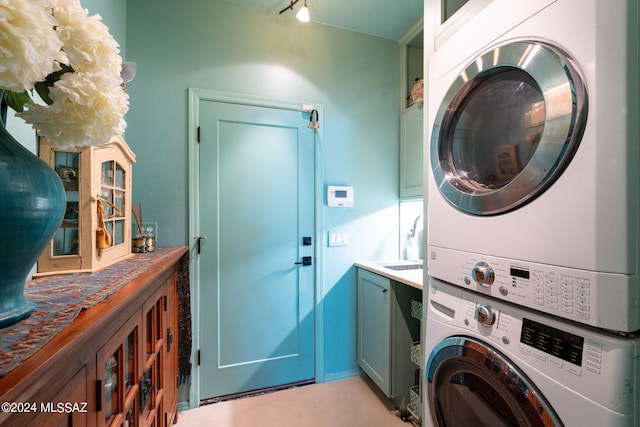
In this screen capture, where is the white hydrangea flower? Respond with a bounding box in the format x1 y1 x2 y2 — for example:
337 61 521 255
10 0 129 148
52 0 122 77
0 0 63 92
18 72 129 148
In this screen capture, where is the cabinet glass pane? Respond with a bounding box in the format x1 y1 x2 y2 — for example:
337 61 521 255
125 329 136 391
116 163 125 189
102 161 114 185
156 352 162 393
442 0 468 23
114 220 125 245
53 151 80 256
106 222 114 247
54 151 79 183
146 308 154 355
155 300 163 341
143 365 155 414
105 350 120 424
102 188 115 217
53 228 79 256
125 401 137 427
115 190 124 215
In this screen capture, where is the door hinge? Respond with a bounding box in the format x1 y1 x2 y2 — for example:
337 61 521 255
197 126 201 143
196 349 201 366
195 236 207 254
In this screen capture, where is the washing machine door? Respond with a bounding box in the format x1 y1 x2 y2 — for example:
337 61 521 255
426 336 563 427
431 39 588 215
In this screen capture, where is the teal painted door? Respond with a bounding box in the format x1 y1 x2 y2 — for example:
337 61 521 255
198 100 315 399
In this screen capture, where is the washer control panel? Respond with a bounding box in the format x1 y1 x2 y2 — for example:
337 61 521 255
428 246 636 332
427 279 640 413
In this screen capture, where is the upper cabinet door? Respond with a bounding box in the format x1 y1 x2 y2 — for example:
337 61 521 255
400 103 424 198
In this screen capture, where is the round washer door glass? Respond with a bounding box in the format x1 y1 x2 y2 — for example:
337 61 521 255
431 40 588 215
426 336 563 427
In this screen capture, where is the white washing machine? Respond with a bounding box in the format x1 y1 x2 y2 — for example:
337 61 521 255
427 0 640 333
424 278 640 427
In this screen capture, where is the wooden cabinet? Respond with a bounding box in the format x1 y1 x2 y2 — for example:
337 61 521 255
37 136 136 275
356 268 422 413
400 103 424 198
0 247 186 427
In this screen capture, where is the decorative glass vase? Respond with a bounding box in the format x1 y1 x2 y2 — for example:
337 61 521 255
0 102 66 328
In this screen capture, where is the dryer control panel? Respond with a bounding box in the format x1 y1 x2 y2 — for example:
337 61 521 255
428 245 636 333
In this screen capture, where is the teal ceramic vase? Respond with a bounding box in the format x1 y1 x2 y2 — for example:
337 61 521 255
0 95 66 328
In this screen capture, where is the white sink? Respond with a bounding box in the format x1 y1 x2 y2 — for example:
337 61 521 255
383 264 423 271
377 261 423 271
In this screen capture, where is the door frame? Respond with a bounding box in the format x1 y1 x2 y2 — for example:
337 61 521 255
187 88 325 408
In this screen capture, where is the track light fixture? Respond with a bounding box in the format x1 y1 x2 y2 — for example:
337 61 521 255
279 0 311 23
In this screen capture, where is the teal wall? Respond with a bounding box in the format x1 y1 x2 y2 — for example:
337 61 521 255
125 0 401 384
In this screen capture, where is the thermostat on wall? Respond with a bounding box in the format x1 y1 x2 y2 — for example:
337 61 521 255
327 185 354 207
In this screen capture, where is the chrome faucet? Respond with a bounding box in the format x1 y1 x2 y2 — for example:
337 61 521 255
411 213 424 237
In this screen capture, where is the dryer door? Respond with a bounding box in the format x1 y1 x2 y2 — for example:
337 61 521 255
425 336 563 427
431 40 587 215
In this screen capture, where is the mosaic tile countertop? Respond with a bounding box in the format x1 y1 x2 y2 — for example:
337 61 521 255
0 246 188 378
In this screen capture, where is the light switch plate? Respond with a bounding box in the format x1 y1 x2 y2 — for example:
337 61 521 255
328 231 348 247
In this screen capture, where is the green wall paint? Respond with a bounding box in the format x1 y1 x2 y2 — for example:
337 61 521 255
125 0 401 385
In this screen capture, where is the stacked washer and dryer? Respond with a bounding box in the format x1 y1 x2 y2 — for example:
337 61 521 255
424 0 639 426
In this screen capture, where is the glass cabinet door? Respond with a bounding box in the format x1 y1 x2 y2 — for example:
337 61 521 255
101 160 127 247
141 288 165 427
98 317 141 427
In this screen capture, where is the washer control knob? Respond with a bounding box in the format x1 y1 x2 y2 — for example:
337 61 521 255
474 304 497 327
472 261 495 287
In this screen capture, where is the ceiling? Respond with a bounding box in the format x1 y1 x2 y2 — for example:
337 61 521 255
223 0 424 42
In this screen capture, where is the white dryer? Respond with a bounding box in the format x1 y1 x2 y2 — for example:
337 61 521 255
424 278 640 427
427 0 640 333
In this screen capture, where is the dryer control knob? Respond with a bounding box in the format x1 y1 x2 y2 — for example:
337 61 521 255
474 304 496 326
472 261 495 287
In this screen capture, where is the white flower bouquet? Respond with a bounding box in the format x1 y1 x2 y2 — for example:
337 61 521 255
0 0 129 148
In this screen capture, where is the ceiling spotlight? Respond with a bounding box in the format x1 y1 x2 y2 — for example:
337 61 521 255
279 0 311 23
296 1 310 22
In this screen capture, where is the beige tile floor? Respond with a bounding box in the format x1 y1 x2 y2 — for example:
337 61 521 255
175 375 413 426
